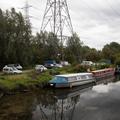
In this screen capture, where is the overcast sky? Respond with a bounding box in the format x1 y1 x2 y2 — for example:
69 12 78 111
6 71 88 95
0 0 120 50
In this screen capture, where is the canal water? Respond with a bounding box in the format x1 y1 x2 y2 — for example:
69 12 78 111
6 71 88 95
0 75 120 120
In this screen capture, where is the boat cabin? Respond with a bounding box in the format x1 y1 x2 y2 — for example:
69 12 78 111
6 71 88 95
92 68 115 79
49 73 95 88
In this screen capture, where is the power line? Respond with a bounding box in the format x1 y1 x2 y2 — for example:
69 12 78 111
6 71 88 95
105 0 120 17
29 0 42 6
79 0 119 24
30 16 41 20
32 6 41 11
19 0 32 22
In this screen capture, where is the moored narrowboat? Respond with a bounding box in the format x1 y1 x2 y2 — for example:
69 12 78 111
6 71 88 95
49 73 95 88
92 68 115 80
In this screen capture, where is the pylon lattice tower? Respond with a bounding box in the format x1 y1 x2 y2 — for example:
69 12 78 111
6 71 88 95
41 0 74 44
21 0 32 23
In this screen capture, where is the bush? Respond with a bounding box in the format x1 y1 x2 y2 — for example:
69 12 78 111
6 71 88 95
95 64 110 70
115 57 120 65
66 64 89 73
49 69 60 75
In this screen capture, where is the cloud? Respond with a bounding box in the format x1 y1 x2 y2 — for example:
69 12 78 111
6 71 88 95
0 0 120 49
69 0 120 49
0 0 24 10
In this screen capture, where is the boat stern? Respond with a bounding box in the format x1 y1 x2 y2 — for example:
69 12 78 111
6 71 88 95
49 76 69 88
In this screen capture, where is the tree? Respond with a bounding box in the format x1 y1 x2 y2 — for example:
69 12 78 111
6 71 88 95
102 42 120 64
0 8 32 68
65 33 83 63
31 31 60 64
85 48 101 62
115 53 120 65
46 32 60 60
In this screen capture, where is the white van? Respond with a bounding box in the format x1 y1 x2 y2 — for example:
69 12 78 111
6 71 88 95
35 65 47 72
3 66 22 74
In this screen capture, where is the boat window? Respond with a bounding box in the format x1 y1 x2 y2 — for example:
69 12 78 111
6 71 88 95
68 77 76 81
87 75 92 79
77 76 81 80
55 77 67 82
81 75 87 79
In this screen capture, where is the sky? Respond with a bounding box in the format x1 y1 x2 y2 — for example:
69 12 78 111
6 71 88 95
0 0 120 50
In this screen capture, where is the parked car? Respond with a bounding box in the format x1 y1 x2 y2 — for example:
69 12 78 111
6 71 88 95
81 61 93 66
3 66 22 74
60 61 70 66
55 64 63 68
35 65 47 72
14 64 23 70
7 64 23 70
44 60 56 68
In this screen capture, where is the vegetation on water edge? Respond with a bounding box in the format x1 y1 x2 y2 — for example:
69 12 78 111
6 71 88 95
0 70 52 91
0 64 112 91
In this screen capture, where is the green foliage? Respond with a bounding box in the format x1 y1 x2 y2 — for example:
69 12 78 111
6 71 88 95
31 31 60 64
95 64 110 70
65 33 83 63
49 69 60 75
0 8 32 69
85 48 101 62
55 65 89 73
115 53 120 65
71 64 88 73
102 42 120 64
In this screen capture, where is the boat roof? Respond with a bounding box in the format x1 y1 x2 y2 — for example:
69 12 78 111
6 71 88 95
92 68 114 73
55 73 92 78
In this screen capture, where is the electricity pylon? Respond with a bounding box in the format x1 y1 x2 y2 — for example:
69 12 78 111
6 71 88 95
20 0 32 23
41 0 74 44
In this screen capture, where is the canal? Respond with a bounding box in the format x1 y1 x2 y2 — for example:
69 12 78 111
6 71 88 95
0 75 120 120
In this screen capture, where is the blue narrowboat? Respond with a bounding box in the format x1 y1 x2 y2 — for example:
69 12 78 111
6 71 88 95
49 73 95 88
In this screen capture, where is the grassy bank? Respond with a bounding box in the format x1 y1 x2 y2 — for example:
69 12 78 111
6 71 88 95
0 64 111 93
0 70 52 92
0 66 72 92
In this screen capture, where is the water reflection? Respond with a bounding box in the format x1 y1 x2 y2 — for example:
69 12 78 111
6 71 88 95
115 74 120 82
32 85 92 120
0 92 34 120
0 75 120 120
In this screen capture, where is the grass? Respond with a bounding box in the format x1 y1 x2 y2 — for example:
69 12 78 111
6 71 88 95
0 70 52 90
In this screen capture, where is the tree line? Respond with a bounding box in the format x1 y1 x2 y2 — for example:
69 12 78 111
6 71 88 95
0 8 120 69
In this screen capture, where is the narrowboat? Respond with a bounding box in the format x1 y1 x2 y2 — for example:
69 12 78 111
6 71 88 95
92 68 115 80
49 73 95 88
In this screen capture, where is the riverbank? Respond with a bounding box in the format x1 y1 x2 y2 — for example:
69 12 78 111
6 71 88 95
0 69 53 95
0 66 75 95
0 64 112 95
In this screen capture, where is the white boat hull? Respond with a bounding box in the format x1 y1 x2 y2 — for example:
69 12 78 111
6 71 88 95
51 79 95 88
